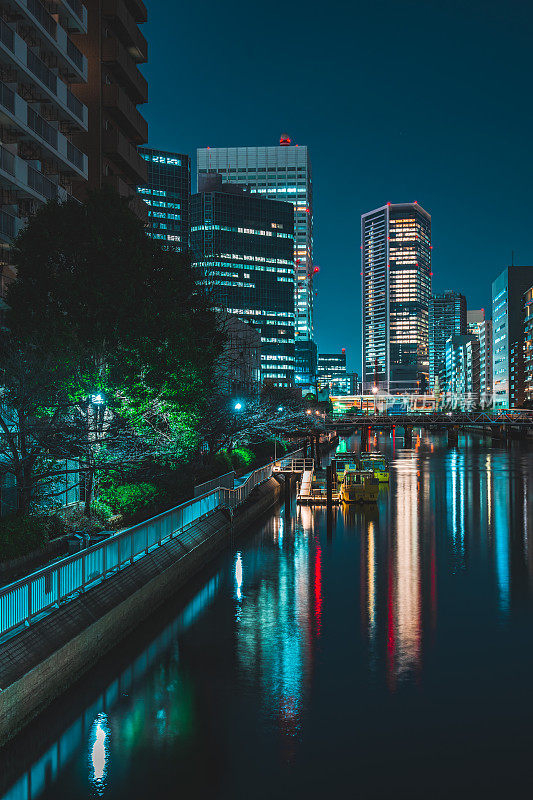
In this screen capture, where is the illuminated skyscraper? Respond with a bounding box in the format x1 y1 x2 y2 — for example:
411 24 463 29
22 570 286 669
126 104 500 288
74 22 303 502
197 137 314 382
429 291 466 392
492 265 533 408
361 203 432 393
137 148 190 251
190 174 295 387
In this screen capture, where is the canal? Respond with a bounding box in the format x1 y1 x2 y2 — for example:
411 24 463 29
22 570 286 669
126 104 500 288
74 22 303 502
2 431 533 799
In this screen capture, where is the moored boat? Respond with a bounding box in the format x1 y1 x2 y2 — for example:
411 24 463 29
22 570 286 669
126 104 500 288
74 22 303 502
339 467 379 504
359 452 390 482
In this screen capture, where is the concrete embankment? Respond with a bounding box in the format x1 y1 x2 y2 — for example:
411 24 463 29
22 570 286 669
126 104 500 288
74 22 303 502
0 477 281 746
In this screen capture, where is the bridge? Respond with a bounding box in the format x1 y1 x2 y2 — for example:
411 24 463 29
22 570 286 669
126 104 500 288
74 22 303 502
327 410 533 429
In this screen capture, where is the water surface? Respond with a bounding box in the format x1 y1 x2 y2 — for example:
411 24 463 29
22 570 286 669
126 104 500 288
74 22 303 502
2 431 533 799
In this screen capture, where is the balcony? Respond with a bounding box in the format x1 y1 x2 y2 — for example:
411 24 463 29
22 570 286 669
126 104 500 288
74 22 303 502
49 0 88 33
103 127 147 183
0 210 23 243
102 36 147 104
0 81 87 178
0 143 68 204
103 0 147 62
5 0 88 81
124 0 146 24
102 83 147 144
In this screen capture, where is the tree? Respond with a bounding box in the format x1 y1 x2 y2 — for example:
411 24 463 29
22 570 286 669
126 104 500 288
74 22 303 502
0 334 77 513
6 189 224 512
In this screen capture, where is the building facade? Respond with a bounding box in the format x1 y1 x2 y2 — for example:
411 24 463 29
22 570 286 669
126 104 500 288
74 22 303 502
217 312 261 398
361 202 432 394
429 291 466 393
190 174 295 388
524 286 533 405
197 137 314 378
445 334 480 408
0 0 90 293
295 339 317 387
492 266 533 409
467 309 492 406
138 148 190 250
71 0 148 213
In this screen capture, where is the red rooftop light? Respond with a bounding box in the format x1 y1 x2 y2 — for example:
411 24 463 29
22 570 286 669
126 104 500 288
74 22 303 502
279 133 292 146
313 266 320 273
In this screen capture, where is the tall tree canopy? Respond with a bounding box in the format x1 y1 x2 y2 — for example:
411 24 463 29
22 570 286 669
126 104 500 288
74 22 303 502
3 189 224 511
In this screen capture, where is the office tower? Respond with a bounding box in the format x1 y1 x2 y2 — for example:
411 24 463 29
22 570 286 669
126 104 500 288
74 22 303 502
318 351 347 385
190 174 295 388
0 0 89 294
217 312 261 398
492 265 533 409
361 202 432 394
429 291 466 393
197 136 314 377
137 148 190 251
71 0 148 213
295 339 317 386
467 309 493 406
445 334 480 408
524 287 533 404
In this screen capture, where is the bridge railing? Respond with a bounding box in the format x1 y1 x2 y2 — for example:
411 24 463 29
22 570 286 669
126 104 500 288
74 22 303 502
0 447 303 640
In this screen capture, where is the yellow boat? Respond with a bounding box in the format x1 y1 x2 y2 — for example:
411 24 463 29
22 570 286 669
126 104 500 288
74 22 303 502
340 468 379 504
360 452 390 483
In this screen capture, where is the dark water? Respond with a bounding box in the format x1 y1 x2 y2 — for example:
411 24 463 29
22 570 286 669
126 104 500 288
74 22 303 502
2 431 533 800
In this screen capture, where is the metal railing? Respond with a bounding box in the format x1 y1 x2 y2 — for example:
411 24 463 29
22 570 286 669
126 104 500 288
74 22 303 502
0 17 14 51
0 447 303 640
27 106 58 148
67 139 84 169
28 164 59 200
27 0 57 38
0 144 15 176
0 79 15 114
27 48 57 93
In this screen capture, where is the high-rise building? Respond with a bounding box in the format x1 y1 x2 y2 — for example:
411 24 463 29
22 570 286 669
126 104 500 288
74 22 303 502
467 309 492 406
137 148 190 251
524 286 533 405
71 0 148 214
361 202 432 394
429 291 466 393
0 0 90 294
492 265 533 409
294 339 317 387
190 174 295 388
318 351 346 384
445 334 480 408
197 136 314 376
217 312 261 398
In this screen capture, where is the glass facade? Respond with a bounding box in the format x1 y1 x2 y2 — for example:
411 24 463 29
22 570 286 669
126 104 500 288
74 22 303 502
467 310 492 406
196 140 314 373
362 203 432 394
492 266 533 409
190 176 295 387
138 148 190 251
429 291 466 393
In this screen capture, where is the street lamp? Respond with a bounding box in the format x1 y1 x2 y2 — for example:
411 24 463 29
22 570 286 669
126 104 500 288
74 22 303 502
234 402 242 411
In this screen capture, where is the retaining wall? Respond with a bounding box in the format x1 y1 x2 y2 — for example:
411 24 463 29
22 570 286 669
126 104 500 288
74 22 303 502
0 477 281 746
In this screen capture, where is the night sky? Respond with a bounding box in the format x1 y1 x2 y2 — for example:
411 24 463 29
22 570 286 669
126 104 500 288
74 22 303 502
143 0 533 373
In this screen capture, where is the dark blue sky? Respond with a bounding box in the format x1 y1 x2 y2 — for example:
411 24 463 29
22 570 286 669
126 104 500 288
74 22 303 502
143 0 533 373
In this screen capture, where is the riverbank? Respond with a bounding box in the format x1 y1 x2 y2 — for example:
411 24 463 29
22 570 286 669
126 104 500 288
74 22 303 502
0 476 281 746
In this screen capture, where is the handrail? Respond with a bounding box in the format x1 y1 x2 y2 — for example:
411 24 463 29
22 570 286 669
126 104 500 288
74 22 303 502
0 446 303 640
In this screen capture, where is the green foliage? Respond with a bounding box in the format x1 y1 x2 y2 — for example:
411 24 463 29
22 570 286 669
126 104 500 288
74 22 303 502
100 482 161 518
0 514 67 561
230 447 254 469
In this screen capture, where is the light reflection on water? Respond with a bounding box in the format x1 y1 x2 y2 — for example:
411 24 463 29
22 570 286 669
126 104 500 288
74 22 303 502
3 432 533 799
